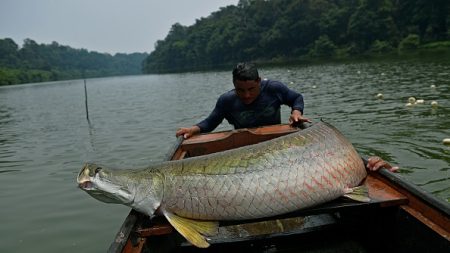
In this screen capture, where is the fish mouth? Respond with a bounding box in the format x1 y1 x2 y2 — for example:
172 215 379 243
77 163 96 190
78 180 95 190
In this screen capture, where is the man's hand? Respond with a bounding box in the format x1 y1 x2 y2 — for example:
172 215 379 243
176 126 201 139
289 109 311 125
366 156 399 172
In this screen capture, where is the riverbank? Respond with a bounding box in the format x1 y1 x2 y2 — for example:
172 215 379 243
258 41 450 69
1 42 449 86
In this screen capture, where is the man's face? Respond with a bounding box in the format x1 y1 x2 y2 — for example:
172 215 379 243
233 78 261 104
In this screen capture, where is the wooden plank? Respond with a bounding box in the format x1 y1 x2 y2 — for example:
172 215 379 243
137 224 173 237
364 174 408 207
180 125 299 157
183 124 298 145
121 237 145 253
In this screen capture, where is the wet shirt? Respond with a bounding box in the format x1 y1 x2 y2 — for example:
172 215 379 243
196 79 304 132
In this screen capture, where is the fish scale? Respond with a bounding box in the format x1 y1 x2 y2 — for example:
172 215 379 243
161 123 365 220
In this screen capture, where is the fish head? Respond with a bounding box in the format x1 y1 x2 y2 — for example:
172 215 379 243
78 163 138 205
77 163 164 217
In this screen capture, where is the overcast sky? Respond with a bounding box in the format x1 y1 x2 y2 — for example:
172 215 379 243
0 0 238 54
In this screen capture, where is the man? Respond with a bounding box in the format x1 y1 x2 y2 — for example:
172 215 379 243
176 62 310 138
176 62 398 172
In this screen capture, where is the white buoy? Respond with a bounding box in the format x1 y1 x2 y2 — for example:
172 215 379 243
431 101 438 108
430 84 436 88
408 97 416 104
312 85 317 89
376 93 384 99
416 99 425 104
443 138 450 145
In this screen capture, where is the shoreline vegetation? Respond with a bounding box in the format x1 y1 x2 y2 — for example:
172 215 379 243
141 0 450 73
1 0 449 86
0 39 148 86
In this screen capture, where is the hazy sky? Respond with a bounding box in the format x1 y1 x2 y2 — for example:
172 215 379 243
0 0 238 54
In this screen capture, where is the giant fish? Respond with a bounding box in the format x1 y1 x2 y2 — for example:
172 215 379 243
77 121 368 247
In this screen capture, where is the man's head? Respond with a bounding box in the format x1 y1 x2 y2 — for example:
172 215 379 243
232 62 261 105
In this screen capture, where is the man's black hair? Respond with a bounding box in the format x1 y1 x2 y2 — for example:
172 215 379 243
232 62 259 82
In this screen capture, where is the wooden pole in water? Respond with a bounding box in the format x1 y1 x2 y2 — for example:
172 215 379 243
84 79 90 121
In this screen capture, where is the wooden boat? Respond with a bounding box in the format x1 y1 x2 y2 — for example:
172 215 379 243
108 124 450 253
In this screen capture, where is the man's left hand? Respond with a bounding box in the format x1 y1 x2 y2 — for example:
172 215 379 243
366 156 399 172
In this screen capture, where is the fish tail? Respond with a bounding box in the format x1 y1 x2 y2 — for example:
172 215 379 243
343 185 370 202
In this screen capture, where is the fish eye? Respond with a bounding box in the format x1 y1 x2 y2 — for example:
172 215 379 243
95 167 102 174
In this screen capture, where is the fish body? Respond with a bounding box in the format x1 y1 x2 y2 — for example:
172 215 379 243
77 121 367 247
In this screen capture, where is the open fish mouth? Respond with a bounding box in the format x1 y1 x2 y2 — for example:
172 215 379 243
78 181 95 190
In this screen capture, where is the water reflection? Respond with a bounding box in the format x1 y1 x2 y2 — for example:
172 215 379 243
0 169 21 173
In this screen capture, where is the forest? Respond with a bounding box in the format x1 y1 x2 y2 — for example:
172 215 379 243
0 38 148 86
1 0 449 85
143 0 450 73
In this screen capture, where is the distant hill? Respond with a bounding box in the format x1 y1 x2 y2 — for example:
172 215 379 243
143 0 450 73
0 38 148 85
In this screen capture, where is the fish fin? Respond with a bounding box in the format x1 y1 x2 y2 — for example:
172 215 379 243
343 185 370 202
163 211 218 248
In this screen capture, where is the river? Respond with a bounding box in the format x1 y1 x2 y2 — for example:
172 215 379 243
0 58 449 252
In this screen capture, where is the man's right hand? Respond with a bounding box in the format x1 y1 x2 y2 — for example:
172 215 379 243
289 110 311 125
176 126 201 139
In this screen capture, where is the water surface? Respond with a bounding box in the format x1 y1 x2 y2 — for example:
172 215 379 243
0 58 449 252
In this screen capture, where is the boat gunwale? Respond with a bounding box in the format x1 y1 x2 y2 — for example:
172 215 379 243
377 169 450 217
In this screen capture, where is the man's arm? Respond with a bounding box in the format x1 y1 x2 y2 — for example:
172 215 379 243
196 107 225 133
273 81 310 124
176 97 226 139
277 82 304 114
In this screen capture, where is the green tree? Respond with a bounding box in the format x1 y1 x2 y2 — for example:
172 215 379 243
398 34 420 51
309 35 337 57
0 38 20 67
347 0 397 52
142 0 449 73
370 40 394 53
0 38 148 85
